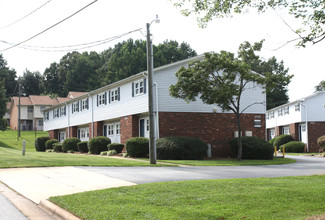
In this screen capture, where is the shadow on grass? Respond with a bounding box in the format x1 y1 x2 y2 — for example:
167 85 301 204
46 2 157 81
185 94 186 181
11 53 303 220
0 140 15 149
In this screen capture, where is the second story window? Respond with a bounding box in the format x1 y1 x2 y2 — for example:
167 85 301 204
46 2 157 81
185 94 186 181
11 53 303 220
110 88 120 103
53 108 59 118
132 79 146 97
278 109 283 116
72 101 79 113
60 106 66 116
295 103 300 111
284 106 289 115
44 112 49 121
81 98 89 111
28 106 33 113
40 106 46 112
270 111 274 118
97 92 107 106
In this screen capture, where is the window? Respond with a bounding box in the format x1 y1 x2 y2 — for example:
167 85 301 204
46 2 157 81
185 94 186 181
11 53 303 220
60 106 66 116
81 98 89 111
28 106 33 113
270 111 274 118
284 106 289 115
254 119 261 128
295 103 300 111
108 124 114 136
110 88 119 102
266 113 270 120
38 119 43 126
282 126 290 134
278 109 283 116
72 102 79 113
53 108 59 118
97 92 106 106
59 131 66 143
132 79 146 97
116 123 120 135
40 106 46 112
78 127 89 140
146 119 149 132
44 112 49 121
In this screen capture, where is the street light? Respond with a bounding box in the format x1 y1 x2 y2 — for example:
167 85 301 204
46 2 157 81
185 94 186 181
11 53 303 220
146 15 159 165
299 101 309 152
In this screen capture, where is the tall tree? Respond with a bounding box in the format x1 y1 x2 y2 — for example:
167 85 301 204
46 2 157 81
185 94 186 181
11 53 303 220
170 41 282 160
20 69 43 96
173 0 325 46
0 54 17 97
315 80 325 92
0 80 7 130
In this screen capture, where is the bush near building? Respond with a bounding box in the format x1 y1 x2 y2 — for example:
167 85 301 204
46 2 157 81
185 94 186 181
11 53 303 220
108 143 124 153
273 134 293 148
53 143 63 152
45 139 59 150
156 136 208 160
88 136 111 154
126 137 149 158
317 135 325 151
230 136 274 160
280 141 305 153
35 136 51 152
62 138 81 153
77 141 89 153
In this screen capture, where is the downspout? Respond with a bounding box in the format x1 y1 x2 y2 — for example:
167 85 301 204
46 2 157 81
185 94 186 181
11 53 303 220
89 93 94 139
67 103 70 138
154 82 159 139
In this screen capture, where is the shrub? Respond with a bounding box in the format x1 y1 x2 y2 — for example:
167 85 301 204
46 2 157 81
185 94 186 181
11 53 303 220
230 136 274 160
280 141 305 153
317 135 325 151
62 137 81 153
77 141 88 153
269 137 277 146
107 149 117 156
53 143 63 152
100 151 108 156
108 143 124 153
273 134 293 148
35 136 50 152
156 137 208 160
88 136 111 154
126 137 149 158
45 139 59 150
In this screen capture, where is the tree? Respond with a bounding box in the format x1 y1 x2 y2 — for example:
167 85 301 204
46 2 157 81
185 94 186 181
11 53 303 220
315 80 325 92
20 69 43 96
170 41 281 160
0 54 17 97
0 80 7 131
173 0 325 46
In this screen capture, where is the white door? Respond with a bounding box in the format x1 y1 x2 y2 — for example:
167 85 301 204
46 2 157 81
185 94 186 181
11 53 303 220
299 124 307 143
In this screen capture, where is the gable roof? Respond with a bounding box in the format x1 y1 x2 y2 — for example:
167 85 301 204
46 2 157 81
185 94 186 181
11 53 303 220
67 91 86 99
12 97 33 106
57 97 71 103
29 95 59 106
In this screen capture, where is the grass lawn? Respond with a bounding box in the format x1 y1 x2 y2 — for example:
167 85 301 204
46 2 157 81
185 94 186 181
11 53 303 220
50 175 325 220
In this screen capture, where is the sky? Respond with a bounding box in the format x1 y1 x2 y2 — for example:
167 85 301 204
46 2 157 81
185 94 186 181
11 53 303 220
0 0 324 102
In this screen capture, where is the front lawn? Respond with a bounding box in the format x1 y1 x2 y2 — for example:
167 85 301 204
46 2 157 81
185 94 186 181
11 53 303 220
50 175 325 220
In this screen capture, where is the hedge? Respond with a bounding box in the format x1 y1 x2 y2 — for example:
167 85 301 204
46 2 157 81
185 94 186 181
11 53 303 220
62 137 81 153
88 136 111 154
53 143 63 152
273 134 293 148
230 136 274 160
126 137 149 158
280 141 305 153
156 136 208 160
35 136 50 152
108 143 124 153
45 139 59 150
317 135 325 151
77 141 89 153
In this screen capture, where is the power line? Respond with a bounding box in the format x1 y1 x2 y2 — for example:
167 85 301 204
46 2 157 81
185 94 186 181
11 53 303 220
0 0 53 31
0 28 141 52
0 0 98 53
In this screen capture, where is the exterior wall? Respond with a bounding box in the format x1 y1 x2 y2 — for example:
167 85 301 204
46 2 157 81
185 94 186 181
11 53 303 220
69 126 78 138
159 112 266 157
308 122 325 152
49 130 58 139
120 115 139 144
9 103 18 130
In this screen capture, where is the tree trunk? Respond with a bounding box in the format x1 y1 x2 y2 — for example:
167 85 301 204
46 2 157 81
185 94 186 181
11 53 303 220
236 113 242 161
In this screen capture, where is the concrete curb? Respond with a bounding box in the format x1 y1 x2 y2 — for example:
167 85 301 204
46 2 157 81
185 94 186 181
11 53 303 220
39 200 81 220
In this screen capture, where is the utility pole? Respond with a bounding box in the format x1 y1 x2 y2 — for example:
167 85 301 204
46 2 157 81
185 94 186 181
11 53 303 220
146 16 159 165
17 78 21 140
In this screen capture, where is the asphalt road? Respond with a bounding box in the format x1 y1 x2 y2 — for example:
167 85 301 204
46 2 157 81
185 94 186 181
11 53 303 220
79 155 325 184
0 193 27 220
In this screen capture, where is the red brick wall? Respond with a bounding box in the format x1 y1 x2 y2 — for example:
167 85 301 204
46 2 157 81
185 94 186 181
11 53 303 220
93 121 103 138
120 115 139 144
289 123 299 141
49 130 58 139
69 126 78 138
158 112 265 157
308 122 325 152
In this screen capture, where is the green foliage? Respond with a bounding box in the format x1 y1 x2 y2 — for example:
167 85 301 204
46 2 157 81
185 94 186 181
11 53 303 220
273 134 293 147
125 137 149 158
100 151 108 156
269 137 277 146
280 141 305 153
230 136 274 160
88 136 111 155
156 136 208 160
35 136 50 152
20 69 43 96
0 54 17 98
108 143 124 153
317 135 325 150
315 80 325 92
77 141 88 153
107 150 117 156
0 79 7 131
62 138 81 153
45 139 59 150
173 0 325 46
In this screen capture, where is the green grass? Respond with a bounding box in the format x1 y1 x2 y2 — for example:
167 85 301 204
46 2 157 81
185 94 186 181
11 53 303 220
286 152 325 156
159 157 295 166
50 175 325 220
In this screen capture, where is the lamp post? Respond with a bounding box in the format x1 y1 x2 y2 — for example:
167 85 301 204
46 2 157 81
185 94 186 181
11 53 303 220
146 15 160 165
300 102 309 152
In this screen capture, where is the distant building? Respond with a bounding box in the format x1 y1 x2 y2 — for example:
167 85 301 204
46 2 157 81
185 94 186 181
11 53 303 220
266 91 325 152
43 55 266 157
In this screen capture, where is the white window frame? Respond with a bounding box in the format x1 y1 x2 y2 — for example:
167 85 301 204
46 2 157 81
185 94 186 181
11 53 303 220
82 98 89 111
40 106 46 112
135 80 144 96
98 92 106 106
115 123 120 135
278 109 283 116
60 106 66 117
295 103 300 112
73 102 79 113
59 131 66 143
284 106 289 115
111 89 118 103
38 119 43 126
54 108 59 118
28 106 33 113
44 112 49 121
254 119 261 128
282 126 290 134
107 124 114 136
270 111 274 118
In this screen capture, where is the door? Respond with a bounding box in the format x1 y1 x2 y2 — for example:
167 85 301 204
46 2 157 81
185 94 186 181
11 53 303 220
299 124 307 143
139 119 145 137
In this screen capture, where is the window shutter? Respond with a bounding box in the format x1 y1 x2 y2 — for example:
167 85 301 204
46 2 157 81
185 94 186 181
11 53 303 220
118 87 120 101
64 106 66 115
77 101 79 112
97 95 99 107
86 98 89 110
108 90 111 104
104 92 107 105
132 83 134 97
77 130 81 139
80 101 82 112
143 78 147 94
103 125 107 137
52 110 54 119
59 108 61 117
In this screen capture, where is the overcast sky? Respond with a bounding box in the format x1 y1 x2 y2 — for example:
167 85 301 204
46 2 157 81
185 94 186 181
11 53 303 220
0 0 324 102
